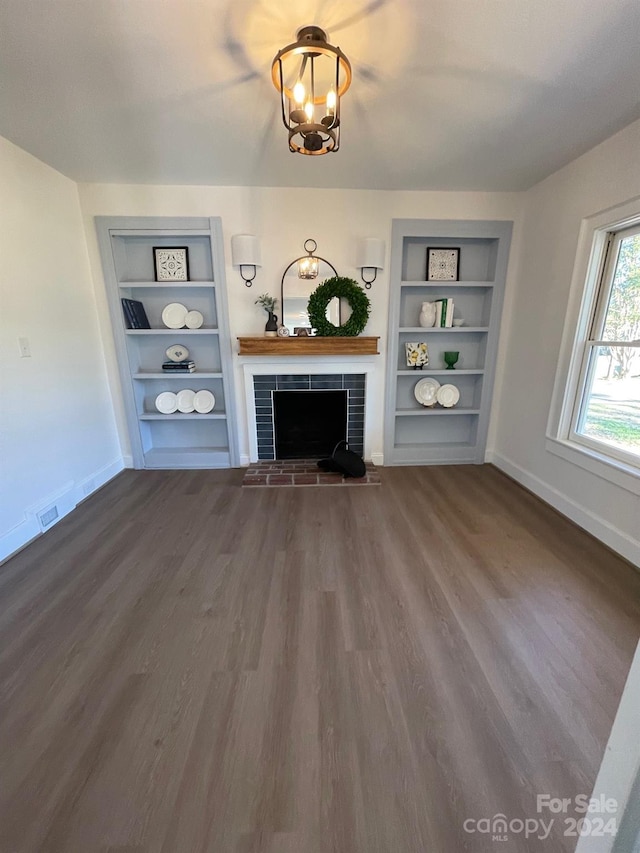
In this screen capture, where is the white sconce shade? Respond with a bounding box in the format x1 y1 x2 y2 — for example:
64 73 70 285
231 234 261 267
357 237 385 288
231 234 261 287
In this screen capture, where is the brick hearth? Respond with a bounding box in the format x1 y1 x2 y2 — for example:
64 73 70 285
241 459 381 487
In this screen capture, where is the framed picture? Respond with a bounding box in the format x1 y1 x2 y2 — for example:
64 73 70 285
427 247 459 281
154 247 190 281
405 341 429 369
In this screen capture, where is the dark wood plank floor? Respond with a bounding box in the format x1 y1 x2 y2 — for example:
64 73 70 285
1 465 639 853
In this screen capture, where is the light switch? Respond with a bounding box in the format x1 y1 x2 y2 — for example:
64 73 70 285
18 337 31 358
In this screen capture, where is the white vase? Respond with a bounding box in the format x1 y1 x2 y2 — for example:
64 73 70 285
419 302 437 328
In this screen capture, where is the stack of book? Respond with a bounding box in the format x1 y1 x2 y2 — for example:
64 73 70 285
121 298 151 329
162 361 196 373
433 298 455 327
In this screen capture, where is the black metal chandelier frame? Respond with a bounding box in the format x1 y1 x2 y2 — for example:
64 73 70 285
271 26 352 156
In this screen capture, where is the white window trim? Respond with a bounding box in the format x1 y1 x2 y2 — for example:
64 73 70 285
547 194 640 497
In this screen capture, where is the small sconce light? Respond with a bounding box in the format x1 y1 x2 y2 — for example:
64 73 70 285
231 234 261 287
357 238 385 289
298 238 319 280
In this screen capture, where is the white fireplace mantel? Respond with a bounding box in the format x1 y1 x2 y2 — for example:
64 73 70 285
240 357 378 464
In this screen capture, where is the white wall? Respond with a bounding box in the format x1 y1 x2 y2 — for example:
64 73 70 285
77 184 522 466
0 137 123 561
576 639 640 853
493 118 640 567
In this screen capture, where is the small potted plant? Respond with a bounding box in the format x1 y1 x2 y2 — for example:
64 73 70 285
255 293 278 337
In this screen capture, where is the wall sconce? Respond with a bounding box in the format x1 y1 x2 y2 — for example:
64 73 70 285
231 234 261 287
357 238 385 288
298 239 320 279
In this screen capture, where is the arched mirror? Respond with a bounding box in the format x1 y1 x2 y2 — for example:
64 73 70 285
280 239 340 334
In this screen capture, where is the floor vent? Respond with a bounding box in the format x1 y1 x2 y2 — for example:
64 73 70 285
37 505 59 530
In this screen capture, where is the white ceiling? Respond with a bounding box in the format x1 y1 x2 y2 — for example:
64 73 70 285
1 0 639 191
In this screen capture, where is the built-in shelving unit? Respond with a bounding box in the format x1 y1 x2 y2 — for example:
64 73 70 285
96 216 238 469
384 219 512 465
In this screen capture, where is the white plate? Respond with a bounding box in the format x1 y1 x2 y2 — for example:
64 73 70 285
161 302 188 329
414 377 440 407
436 384 460 408
185 310 204 329
176 389 196 413
155 391 178 414
165 344 190 363
193 389 215 414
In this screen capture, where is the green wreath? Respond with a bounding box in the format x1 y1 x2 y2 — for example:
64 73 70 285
307 276 371 337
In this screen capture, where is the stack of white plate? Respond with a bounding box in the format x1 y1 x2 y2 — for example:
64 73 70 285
161 303 204 329
414 378 460 408
154 389 215 414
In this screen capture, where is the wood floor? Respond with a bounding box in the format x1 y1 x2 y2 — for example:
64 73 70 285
1 465 639 853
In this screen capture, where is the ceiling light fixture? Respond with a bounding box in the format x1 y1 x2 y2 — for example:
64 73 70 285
272 26 351 156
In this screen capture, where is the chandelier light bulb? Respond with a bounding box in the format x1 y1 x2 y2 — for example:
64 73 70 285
326 88 336 114
304 101 314 122
293 81 305 104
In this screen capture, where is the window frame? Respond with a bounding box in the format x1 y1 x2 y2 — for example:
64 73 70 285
547 197 640 496
567 222 640 467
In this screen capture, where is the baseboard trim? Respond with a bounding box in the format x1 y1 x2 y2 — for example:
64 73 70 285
371 452 384 467
491 451 640 569
0 518 41 566
76 458 125 503
0 457 125 565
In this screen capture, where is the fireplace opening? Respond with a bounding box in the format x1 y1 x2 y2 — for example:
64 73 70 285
273 390 347 459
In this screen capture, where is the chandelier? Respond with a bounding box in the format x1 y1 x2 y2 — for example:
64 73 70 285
271 26 351 155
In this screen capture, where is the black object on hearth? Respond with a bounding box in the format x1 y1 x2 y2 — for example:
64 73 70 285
317 440 366 478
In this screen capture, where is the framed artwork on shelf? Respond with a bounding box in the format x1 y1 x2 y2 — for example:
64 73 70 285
405 341 429 369
427 247 460 281
154 246 190 281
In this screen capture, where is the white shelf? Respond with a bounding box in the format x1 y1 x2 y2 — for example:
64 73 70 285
139 412 226 420
143 446 231 469
119 280 215 288
109 228 212 237
400 280 495 288
397 369 484 376
395 408 481 416
125 328 219 335
394 441 476 450
133 371 223 379
399 326 489 333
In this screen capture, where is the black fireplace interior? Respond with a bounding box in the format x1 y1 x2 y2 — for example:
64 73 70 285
273 390 347 459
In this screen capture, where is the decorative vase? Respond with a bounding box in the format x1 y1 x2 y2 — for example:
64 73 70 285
265 311 278 337
419 302 437 328
443 351 459 370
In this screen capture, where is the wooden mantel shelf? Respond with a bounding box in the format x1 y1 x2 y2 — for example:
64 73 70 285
237 336 380 356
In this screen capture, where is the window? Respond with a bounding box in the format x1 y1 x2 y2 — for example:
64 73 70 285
570 223 640 467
